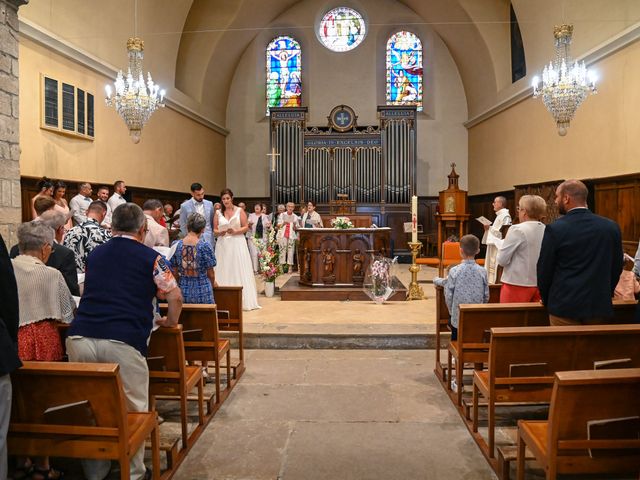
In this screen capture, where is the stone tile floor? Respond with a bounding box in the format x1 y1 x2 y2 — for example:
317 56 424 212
172 349 497 480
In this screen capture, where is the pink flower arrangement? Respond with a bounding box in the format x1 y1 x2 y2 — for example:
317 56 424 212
253 227 281 282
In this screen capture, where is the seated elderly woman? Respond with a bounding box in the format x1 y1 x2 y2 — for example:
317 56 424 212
11 221 74 480
170 212 217 303
496 194 547 303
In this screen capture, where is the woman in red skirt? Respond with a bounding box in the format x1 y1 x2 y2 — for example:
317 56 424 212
12 220 74 479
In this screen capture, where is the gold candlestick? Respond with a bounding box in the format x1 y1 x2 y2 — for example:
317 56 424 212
407 241 425 300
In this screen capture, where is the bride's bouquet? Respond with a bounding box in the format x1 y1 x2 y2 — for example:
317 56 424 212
253 227 281 282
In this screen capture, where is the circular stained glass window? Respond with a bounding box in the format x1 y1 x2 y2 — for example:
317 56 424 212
318 7 366 52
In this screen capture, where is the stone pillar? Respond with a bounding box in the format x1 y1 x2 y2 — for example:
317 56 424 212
0 0 27 246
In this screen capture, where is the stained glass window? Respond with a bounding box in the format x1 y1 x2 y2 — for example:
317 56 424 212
386 31 423 111
318 7 366 52
266 36 302 115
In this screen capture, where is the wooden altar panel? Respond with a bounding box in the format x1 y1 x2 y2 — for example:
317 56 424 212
297 228 390 287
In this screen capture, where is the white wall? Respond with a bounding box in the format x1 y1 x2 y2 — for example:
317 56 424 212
225 0 468 197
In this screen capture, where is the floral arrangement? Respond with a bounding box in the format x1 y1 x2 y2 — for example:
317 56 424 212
364 255 399 304
253 227 281 282
331 216 354 229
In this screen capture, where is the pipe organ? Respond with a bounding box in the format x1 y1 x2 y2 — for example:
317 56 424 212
269 105 417 254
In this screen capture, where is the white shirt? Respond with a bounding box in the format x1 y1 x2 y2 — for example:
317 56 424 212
193 199 205 217
101 202 113 228
143 213 170 248
69 193 92 226
496 221 546 287
107 193 126 213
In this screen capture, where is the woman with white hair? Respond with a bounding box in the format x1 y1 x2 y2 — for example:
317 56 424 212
12 221 74 360
496 195 547 303
11 220 74 480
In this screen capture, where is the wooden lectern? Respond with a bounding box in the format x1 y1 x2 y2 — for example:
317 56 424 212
435 163 469 257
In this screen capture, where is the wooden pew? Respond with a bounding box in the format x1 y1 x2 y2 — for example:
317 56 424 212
147 326 205 456
447 299 638 407
472 324 640 459
213 286 245 379
9 361 160 480
434 283 501 383
447 301 549 406
177 304 233 409
517 368 640 480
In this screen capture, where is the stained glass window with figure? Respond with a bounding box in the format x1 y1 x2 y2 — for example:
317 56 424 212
266 36 302 115
386 31 423 111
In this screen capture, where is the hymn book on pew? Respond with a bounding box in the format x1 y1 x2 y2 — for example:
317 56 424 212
587 416 640 458
43 399 96 426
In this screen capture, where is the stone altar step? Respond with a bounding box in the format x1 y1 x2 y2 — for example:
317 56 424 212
222 324 446 350
279 275 407 301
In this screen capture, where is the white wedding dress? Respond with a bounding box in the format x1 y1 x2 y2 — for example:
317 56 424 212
215 207 261 311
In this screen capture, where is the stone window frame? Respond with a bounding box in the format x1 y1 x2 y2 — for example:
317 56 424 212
40 74 95 141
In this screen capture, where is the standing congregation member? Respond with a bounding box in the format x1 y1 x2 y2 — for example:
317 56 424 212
181 183 215 250
163 204 174 228
67 203 183 480
13 222 74 361
11 211 80 296
13 222 74 480
537 179 623 325
33 196 56 218
52 180 73 232
107 180 127 213
96 186 113 229
143 199 169 248
30 177 54 219
247 203 271 273
69 182 93 226
482 196 511 283
496 195 547 303
277 202 299 271
0 233 20 480
64 200 112 273
171 213 217 303
214 189 261 310
433 234 489 392
300 200 323 228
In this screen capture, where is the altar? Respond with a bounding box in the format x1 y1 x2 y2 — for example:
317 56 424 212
279 227 407 301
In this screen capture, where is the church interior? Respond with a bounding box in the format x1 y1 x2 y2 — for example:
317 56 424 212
3 0 640 479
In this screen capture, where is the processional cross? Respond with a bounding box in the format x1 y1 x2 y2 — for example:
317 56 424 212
266 146 280 172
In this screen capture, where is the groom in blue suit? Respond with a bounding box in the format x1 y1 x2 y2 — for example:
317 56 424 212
180 183 215 250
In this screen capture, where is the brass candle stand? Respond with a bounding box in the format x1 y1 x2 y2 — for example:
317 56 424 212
407 241 425 300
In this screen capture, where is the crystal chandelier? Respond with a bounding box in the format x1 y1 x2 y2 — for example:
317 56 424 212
105 37 165 143
531 24 597 136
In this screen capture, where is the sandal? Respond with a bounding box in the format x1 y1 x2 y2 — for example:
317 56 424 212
12 462 34 480
30 466 64 480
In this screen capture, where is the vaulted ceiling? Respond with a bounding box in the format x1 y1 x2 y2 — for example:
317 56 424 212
20 0 640 127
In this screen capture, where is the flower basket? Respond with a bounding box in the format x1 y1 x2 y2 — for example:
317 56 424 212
331 216 354 229
364 255 399 304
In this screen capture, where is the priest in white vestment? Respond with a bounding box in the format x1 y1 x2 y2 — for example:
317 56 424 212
482 196 511 283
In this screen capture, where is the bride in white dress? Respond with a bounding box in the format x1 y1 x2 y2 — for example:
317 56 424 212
213 188 261 311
